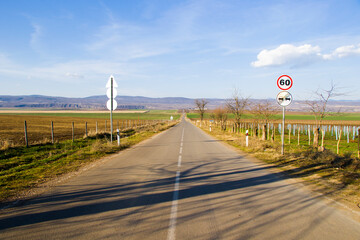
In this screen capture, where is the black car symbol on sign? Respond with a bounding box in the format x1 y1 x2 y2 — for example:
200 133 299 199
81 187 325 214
285 97 291 101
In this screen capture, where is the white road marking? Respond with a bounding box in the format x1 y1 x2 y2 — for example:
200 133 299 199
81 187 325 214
167 171 180 240
167 128 184 240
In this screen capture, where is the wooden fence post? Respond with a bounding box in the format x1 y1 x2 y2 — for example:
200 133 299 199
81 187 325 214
337 129 342 155
24 120 29 147
72 122 74 142
358 128 360 158
105 120 107 132
51 121 54 144
320 128 325 151
85 122 88 137
288 125 291 144
262 124 267 140
96 121 98 134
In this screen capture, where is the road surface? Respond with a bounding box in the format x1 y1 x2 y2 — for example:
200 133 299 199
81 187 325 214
1 117 360 239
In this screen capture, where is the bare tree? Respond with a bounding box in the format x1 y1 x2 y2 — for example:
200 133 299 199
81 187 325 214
226 89 249 133
250 100 278 124
212 106 228 131
250 100 279 140
195 99 209 123
306 82 343 149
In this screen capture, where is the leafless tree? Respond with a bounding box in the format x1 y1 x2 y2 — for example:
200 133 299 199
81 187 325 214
250 100 279 140
212 106 228 131
306 82 343 148
195 99 208 122
250 100 278 124
226 89 249 132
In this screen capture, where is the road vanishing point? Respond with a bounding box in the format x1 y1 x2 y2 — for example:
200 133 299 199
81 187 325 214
1 117 360 239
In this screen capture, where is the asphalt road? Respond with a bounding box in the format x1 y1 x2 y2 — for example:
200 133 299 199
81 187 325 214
1 117 360 240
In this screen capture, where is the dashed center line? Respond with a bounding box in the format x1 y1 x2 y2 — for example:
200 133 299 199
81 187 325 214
167 127 184 240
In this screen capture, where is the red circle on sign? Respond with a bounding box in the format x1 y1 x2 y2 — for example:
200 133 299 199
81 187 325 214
277 75 293 90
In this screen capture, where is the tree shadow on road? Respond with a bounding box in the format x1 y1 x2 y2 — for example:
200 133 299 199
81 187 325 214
0 156 349 239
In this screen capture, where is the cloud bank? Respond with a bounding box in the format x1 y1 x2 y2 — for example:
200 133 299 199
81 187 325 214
252 43 360 67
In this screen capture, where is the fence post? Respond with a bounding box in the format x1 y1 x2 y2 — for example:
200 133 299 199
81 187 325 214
24 120 29 147
96 121 98 134
320 128 325 151
51 121 54 144
262 124 267 140
288 124 291 144
358 128 360 158
105 120 107 132
72 122 74 142
337 129 342 155
85 122 88 138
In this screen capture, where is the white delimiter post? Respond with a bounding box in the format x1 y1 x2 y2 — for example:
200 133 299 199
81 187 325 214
281 107 285 155
246 130 249 147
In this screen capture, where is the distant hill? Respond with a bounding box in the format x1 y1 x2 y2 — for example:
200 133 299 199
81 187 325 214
0 95 360 112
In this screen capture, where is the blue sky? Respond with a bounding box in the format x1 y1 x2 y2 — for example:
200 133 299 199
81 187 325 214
0 0 360 100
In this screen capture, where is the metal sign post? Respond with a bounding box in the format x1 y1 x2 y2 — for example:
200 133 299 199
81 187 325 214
106 75 118 143
281 106 285 155
276 76 293 155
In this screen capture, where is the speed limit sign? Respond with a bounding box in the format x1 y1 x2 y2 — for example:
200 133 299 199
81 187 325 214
277 75 293 90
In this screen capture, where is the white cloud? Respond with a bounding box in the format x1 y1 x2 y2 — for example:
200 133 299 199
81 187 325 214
251 44 321 67
252 43 360 67
322 44 360 60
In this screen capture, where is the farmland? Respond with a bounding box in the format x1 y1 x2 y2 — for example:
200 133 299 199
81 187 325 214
187 112 360 124
0 110 180 148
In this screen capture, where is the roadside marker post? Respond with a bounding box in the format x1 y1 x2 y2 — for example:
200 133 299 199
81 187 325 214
117 129 120 146
246 130 249 147
106 75 118 142
276 76 293 155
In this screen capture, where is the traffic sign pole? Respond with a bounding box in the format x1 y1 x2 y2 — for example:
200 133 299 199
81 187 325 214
106 75 118 143
276 75 293 155
110 77 113 142
281 107 285 155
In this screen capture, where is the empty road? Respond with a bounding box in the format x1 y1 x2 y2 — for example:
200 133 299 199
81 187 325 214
1 117 360 239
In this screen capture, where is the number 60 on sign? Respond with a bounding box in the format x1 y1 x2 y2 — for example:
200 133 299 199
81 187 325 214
277 75 293 90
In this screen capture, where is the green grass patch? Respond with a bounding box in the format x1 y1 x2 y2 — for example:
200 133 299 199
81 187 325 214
187 112 360 122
